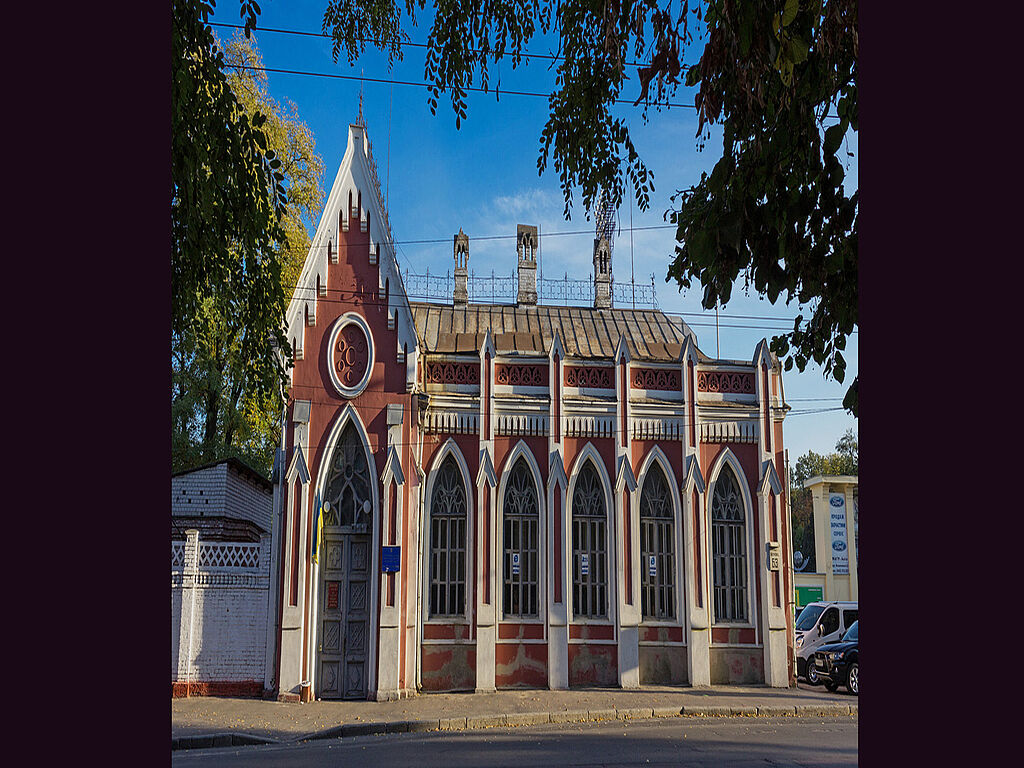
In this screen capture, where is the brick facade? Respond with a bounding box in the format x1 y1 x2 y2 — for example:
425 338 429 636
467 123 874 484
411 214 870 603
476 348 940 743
268 117 794 702
171 459 275 697
171 532 272 696
172 459 273 533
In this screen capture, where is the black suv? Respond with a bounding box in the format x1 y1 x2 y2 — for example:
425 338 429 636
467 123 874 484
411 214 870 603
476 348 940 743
812 620 858 694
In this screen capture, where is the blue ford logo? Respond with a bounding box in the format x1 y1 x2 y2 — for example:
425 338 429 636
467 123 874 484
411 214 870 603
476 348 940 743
830 496 844 507
833 540 847 552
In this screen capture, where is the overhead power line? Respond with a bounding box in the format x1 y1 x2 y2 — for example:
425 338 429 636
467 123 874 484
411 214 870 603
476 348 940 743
282 275 859 333
226 63 698 110
211 21 843 120
210 21 679 68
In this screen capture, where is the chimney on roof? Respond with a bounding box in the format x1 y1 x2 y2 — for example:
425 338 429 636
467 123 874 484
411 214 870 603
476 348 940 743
516 224 538 306
454 229 469 306
594 238 612 309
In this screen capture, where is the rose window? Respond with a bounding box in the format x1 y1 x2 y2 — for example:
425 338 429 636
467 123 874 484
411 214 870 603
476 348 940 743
328 314 374 397
335 325 368 387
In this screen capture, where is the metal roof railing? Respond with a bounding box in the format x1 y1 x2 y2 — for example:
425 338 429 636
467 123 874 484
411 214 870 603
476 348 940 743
401 269 659 309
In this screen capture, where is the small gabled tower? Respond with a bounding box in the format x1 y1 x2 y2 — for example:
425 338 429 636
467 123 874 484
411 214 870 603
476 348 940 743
593 238 612 309
454 228 469 306
516 224 538 306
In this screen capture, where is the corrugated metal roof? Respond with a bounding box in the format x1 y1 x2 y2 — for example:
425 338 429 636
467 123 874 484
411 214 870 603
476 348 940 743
410 302 698 361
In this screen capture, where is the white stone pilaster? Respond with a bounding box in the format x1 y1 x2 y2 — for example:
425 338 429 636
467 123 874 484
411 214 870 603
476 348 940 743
475 449 498 692
547 452 569 689
681 455 710 686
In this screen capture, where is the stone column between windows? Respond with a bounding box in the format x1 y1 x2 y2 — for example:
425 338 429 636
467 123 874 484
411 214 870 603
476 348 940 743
614 337 640 689
546 455 569 689
279 414 310 700
758 486 789 687
475 333 497 692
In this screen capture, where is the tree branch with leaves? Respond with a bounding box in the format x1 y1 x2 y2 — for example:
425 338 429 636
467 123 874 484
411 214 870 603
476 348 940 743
319 0 858 414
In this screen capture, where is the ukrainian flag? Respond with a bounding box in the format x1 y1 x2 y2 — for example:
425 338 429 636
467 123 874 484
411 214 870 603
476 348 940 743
312 490 324 565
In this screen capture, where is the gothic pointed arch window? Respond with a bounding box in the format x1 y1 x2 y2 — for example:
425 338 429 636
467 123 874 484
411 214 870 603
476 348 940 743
640 462 676 620
429 455 467 617
711 465 748 622
322 422 371 531
503 457 539 618
572 460 607 618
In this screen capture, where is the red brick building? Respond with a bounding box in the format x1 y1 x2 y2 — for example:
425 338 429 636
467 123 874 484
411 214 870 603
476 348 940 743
268 117 794 701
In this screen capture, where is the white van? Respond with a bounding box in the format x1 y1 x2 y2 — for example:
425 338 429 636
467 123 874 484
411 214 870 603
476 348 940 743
795 601 858 685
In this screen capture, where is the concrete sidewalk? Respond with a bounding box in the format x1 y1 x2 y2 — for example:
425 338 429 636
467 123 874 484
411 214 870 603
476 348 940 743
171 683 857 751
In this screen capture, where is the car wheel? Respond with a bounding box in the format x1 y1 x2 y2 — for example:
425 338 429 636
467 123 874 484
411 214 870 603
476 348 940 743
805 661 821 686
824 680 838 692
846 663 858 695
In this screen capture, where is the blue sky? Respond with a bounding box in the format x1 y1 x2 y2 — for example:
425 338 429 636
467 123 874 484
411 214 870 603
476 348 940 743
207 1 859 464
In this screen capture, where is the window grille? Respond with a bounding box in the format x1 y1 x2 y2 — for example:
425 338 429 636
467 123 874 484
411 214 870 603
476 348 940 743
640 463 675 620
572 461 607 618
711 466 747 622
323 423 372 530
503 458 539 617
429 456 467 617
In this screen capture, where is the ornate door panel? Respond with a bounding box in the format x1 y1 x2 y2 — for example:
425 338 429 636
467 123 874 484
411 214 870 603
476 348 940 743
343 536 370 699
317 532 371 700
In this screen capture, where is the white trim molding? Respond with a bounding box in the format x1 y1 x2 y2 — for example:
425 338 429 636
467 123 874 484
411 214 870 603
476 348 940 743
327 312 376 398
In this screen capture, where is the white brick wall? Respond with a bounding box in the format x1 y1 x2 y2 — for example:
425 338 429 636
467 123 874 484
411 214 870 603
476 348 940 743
224 465 273 532
171 532 272 684
171 587 182 680
172 465 227 518
172 462 272 532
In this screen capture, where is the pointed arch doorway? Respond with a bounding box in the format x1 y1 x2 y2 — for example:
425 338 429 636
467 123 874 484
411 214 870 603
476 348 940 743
316 420 374 700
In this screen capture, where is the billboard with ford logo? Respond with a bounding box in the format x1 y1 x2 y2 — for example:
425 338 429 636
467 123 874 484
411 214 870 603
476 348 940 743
829 493 849 574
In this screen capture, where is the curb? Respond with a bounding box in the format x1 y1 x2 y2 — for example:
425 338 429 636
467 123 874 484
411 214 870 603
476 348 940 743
172 702 857 751
171 732 279 751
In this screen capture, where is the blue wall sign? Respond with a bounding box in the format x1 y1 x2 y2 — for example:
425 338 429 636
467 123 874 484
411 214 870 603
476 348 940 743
648 554 657 577
580 553 589 576
511 552 520 576
381 546 401 573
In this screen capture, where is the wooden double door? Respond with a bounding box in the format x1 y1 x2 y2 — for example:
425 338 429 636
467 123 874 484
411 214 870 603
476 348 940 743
316 531 371 699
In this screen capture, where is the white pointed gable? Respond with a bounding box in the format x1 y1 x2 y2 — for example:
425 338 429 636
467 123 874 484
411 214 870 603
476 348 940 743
284 120 419 376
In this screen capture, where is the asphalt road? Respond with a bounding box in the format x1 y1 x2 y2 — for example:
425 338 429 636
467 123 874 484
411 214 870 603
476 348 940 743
172 715 858 767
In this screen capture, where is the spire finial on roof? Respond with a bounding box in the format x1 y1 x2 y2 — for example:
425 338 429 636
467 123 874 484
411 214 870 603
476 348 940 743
357 71 365 127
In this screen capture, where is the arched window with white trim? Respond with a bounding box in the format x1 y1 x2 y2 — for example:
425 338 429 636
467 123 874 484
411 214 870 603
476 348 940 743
502 457 539 617
572 460 607 618
322 422 371 530
429 455 467 617
711 465 747 622
640 463 675 620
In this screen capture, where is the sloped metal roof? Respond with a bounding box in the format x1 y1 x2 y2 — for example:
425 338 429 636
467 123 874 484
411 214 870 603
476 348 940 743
409 302 700 361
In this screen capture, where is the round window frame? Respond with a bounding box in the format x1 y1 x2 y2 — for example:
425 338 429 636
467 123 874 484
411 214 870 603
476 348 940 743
327 312 374 398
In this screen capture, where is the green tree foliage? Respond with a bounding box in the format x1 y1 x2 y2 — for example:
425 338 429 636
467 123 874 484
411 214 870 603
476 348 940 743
319 0 857 413
791 427 858 487
172 0 292 475
172 20 325 476
223 35 326 299
669 0 858 415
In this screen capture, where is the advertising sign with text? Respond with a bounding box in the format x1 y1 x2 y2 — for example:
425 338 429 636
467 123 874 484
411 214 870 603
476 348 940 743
829 493 849 575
